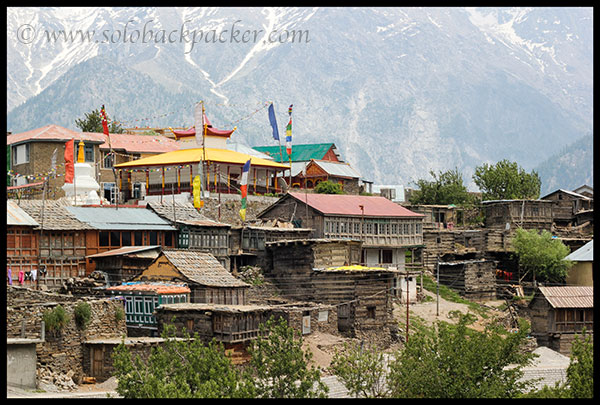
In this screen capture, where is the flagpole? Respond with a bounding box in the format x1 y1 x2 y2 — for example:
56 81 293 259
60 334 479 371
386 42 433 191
202 101 207 201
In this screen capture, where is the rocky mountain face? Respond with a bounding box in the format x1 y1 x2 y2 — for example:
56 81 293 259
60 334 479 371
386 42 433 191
7 7 593 190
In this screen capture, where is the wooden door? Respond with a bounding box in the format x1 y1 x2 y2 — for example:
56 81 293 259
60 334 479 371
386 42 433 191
91 346 104 378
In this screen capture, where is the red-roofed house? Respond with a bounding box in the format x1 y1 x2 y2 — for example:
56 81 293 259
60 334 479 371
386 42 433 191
7 124 178 201
258 192 424 268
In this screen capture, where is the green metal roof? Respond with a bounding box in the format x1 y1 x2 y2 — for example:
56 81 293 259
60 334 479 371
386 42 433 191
252 143 336 163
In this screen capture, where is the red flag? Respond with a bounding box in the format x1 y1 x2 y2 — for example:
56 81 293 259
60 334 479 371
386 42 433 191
64 139 74 184
100 105 109 136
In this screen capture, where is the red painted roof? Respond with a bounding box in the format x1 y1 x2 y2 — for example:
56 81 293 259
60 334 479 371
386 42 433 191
287 192 423 217
7 124 178 154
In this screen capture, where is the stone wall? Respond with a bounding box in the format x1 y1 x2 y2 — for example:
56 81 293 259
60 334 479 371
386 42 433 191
6 286 127 385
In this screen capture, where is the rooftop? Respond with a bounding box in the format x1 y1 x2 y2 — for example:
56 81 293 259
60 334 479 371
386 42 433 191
252 143 337 163
537 286 593 308
106 282 190 295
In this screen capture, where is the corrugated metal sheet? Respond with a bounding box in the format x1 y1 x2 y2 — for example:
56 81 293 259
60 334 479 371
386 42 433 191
86 245 162 258
564 240 593 262
538 286 593 308
311 160 361 179
286 192 424 218
7 200 40 227
66 206 176 230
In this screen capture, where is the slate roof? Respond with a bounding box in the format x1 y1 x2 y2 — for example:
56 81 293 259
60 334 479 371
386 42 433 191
14 200 93 230
66 206 176 230
537 286 593 309
161 249 249 288
564 240 593 262
266 192 424 218
7 200 40 227
252 143 337 163
146 201 230 227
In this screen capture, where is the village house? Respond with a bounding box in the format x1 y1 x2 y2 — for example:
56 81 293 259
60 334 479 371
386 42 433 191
86 245 163 286
134 249 250 305
105 282 191 337
563 239 593 286
114 114 290 198
11 200 177 286
540 188 593 228
154 301 338 364
6 124 178 201
572 184 593 198
257 192 424 269
437 259 498 301
7 200 42 286
528 286 593 355
145 200 232 269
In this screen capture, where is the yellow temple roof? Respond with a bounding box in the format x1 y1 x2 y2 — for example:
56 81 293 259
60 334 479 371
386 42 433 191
114 148 291 170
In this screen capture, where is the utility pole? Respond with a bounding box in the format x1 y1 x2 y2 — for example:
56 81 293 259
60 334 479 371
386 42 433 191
406 270 410 343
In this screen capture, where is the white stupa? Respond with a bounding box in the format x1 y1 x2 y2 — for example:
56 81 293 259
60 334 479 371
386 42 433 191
62 140 101 205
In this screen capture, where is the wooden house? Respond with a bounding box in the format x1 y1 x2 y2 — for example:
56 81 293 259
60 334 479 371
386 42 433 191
295 159 364 194
86 245 162 286
402 204 467 230
105 282 190 336
15 201 178 282
540 189 593 227
437 259 498 301
563 239 593 286
229 224 313 272
7 200 41 286
258 192 424 269
482 199 554 231
145 200 231 269
135 249 250 305
572 184 593 198
528 286 593 355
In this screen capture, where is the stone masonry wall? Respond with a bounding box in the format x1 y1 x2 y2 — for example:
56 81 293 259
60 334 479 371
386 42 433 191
6 286 127 385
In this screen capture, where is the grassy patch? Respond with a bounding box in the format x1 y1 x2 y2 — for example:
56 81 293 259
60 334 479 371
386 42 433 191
421 274 489 318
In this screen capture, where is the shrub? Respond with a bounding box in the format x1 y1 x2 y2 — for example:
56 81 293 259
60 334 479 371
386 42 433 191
43 305 70 334
74 301 92 329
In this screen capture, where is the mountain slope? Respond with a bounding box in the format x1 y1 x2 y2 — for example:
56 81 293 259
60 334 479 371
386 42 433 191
7 7 592 188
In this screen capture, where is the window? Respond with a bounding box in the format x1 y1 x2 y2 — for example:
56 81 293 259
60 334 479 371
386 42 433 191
12 144 30 165
165 232 172 247
110 231 120 246
102 151 114 169
99 231 109 247
121 231 131 246
367 306 376 319
134 231 143 246
381 249 393 264
76 142 94 163
149 231 157 245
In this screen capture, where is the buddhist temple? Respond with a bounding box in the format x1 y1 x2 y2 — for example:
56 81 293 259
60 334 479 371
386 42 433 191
114 114 290 199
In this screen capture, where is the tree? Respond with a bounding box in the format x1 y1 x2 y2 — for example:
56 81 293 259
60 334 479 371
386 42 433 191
314 180 344 194
111 324 249 398
409 167 474 205
75 108 124 134
511 228 572 284
386 314 537 398
330 342 390 398
244 316 328 398
566 329 593 398
472 159 541 200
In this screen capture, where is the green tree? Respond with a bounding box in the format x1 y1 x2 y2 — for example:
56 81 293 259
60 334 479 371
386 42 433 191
409 168 474 205
111 324 249 398
330 342 389 398
566 329 593 398
511 228 572 284
75 108 124 134
245 316 328 398
472 159 541 200
314 180 344 194
387 314 537 398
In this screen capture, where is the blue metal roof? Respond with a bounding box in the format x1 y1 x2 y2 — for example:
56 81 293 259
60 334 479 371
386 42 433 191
65 206 176 231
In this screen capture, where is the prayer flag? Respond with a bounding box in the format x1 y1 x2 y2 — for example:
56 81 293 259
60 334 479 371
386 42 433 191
193 175 202 209
239 159 251 221
194 102 204 147
100 105 110 136
268 103 279 141
64 139 74 184
285 104 293 157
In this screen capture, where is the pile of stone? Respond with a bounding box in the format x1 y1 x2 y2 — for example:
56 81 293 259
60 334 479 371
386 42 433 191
59 276 106 296
37 367 78 392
